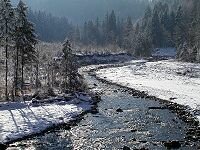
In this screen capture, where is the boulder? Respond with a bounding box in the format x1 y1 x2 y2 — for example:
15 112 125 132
123 146 130 150
116 108 123 112
164 141 181 149
0 144 7 150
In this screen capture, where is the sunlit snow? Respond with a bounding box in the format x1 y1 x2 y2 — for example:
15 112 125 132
97 60 200 122
0 95 92 143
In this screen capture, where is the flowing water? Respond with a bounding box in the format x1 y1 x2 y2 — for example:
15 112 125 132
7 70 198 150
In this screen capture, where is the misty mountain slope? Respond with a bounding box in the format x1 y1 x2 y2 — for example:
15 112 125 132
12 0 149 23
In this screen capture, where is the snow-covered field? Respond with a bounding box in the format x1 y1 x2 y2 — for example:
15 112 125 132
0 94 92 144
96 60 200 122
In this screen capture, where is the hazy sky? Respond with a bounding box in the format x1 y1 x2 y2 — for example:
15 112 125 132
11 0 149 24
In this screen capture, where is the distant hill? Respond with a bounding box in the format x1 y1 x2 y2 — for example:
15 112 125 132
11 0 150 24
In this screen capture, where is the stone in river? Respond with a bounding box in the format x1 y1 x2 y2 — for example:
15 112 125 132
116 108 123 112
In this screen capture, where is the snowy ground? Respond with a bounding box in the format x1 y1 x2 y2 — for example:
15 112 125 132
96 60 200 122
0 94 92 144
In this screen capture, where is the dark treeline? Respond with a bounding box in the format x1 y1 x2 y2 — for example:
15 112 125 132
27 0 200 62
27 8 145 44
25 0 151 43
28 10 75 42
81 11 124 47
81 0 200 61
82 0 200 61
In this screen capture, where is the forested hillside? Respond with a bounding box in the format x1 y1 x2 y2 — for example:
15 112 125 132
28 10 74 42
79 0 200 62
24 0 149 42
14 0 200 62
74 0 200 62
133 0 200 62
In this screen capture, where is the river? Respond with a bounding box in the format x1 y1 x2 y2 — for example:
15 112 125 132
7 65 198 150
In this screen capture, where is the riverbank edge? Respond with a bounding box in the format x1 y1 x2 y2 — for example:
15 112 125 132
87 63 200 144
1 95 100 149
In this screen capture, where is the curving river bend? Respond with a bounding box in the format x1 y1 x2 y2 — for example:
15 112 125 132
7 66 198 150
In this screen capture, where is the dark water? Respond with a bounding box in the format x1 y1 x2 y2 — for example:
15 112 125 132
7 72 197 150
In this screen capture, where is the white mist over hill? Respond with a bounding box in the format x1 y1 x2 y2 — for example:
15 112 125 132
11 0 150 24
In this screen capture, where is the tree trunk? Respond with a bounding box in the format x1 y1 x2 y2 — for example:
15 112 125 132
21 49 24 101
5 20 8 101
36 61 39 89
51 68 54 87
47 63 50 87
69 61 73 92
36 49 39 90
65 56 68 92
30 63 33 88
15 47 19 97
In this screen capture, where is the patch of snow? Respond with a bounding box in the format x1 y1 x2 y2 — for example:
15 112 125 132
79 59 148 74
0 96 92 144
96 60 200 122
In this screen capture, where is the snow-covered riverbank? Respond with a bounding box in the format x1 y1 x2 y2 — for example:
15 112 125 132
0 94 93 144
96 60 200 122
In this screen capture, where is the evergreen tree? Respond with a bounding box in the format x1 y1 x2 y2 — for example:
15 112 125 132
135 23 140 35
62 40 78 92
175 6 186 48
107 10 117 43
190 45 198 62
177 42 190 61
87 20 96 44
151 10 162 47
14 0 37 97
82 22 88 44
74 25 81 42
0 0 14 100
168 11 176 46
161 5 169 30
142 5 152 31
116 18 124 47
94 17 101 45
123 16 133 50
134 32 152 57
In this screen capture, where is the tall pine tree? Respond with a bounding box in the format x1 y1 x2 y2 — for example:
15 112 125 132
0 0 14 100
62 40 78 92
151 10 162 47
14 0 37 97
